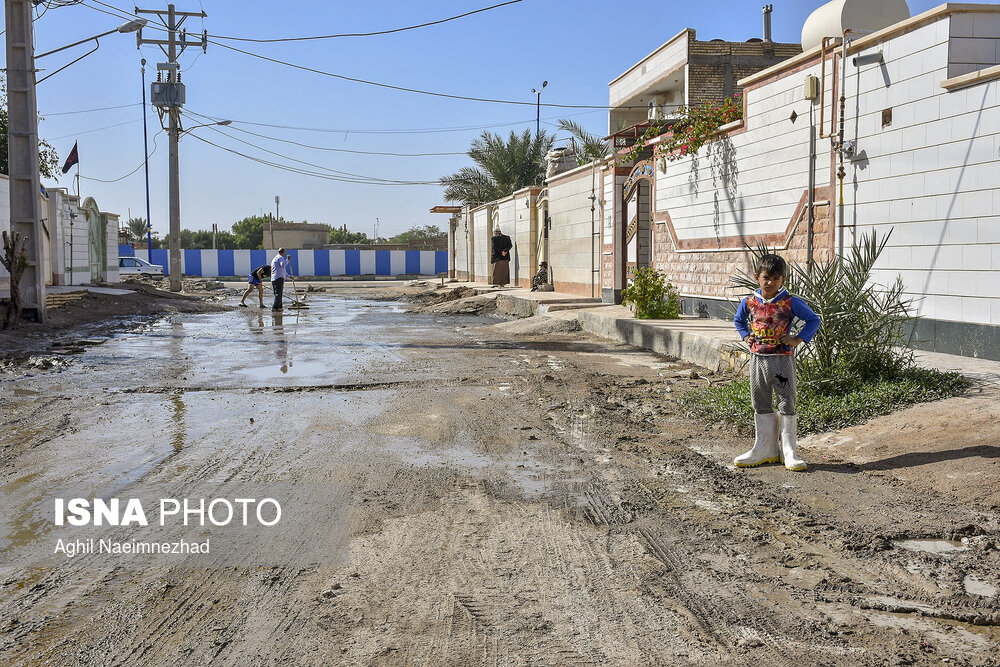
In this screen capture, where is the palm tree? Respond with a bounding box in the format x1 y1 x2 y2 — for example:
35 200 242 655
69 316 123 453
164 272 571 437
126 217 148 244
556 118 610 164
440 128 553 206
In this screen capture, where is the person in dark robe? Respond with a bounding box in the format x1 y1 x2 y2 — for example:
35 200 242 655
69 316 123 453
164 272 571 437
490 227 513 286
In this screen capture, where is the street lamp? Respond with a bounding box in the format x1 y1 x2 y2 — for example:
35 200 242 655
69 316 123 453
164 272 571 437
179 119 232 137
531 80 548 137
36 19 147 83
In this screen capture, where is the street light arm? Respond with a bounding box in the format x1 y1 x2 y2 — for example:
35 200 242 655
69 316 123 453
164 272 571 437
36 19 147 58
178 120 232 137
36 28 118 59
37 39 102 84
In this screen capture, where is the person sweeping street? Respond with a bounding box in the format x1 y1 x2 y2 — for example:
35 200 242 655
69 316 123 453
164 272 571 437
489 227 512 287
733 253 820 472
239 263 271 308
270 248 293 311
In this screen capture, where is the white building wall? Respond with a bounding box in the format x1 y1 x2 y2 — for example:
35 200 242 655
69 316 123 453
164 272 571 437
472 207 491 282
547 167 601 295
655 55 832 244
610 31 689 108
948 11 1000 77
453 208 472 279
845 12 1000 328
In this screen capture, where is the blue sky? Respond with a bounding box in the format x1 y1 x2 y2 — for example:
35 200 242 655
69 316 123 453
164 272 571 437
16 0 944 238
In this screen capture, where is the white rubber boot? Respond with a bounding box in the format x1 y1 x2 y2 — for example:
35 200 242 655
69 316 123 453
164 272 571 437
734 413 780 468
780 414 807 471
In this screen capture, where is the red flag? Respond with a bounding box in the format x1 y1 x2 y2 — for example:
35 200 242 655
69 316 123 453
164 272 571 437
61 141 79 174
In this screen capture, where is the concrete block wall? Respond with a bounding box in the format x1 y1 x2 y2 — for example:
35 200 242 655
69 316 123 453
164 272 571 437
471 206 491 283
844 11 1000 341
134 248 445 278
546 165 602 297
493 188 539 288
454 209 472 281
948 11 1000 77
652 51 833 299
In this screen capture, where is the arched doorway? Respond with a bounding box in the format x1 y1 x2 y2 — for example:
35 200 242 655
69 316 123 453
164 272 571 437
82 197 106 283
622 161 654 287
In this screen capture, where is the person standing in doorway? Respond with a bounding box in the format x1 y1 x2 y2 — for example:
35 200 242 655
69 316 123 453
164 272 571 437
270 248 293 311
490 227 512 287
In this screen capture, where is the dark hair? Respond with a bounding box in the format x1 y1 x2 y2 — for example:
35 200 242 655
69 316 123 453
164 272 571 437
539 261 548 267
756 253 786 278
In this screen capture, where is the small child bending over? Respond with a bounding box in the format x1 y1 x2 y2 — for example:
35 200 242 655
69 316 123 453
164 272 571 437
733 253 820 471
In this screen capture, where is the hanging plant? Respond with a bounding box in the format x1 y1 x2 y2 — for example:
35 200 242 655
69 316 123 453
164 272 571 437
617 94 744 167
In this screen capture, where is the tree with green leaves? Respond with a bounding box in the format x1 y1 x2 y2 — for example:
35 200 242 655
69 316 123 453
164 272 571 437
125 217 148 244
0 73 60 180
328 224 370 244
387 225 445 246
555 118 610 164
232 216 266 249
440 129 553 206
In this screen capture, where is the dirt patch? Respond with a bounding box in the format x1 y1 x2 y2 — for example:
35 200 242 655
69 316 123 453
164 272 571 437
485 313 582 335
802 387 1000 509
0 290 225 362
402 285 478 306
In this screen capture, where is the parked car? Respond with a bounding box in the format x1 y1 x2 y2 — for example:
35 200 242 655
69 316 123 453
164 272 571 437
118 256 164 278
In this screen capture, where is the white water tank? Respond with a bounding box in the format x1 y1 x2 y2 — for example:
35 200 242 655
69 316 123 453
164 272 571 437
801 0 910 51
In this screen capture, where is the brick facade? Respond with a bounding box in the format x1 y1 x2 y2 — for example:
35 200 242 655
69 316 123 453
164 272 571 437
650 195 832 299
687 34 802 106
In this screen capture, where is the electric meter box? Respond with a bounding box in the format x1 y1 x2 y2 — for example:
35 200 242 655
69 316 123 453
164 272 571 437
151 81 186 108
803 75 819 101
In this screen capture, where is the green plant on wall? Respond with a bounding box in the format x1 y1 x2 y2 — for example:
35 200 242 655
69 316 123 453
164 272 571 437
621 267 681 319
618 94 744 167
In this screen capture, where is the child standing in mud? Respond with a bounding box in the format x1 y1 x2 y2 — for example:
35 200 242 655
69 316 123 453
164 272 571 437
733 253 820 471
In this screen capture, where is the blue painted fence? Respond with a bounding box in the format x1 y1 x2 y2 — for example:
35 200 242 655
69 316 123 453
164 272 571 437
121 246 447 277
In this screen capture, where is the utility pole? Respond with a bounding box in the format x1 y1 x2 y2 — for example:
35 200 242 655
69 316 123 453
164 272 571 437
5 0 47 322
273 195 279 248
211 223 217 249
136 3 207 292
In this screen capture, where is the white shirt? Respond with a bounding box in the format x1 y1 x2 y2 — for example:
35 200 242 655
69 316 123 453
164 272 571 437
271 254 291 280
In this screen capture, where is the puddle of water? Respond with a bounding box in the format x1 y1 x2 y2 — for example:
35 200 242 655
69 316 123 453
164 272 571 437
386 436 562 499
963 575 998 597
894 539 970 555
239 360 332 379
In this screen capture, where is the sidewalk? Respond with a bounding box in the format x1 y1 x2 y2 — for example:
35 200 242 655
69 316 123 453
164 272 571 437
449 282 1000 384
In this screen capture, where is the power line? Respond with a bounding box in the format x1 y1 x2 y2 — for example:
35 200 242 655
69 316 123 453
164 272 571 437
49 118 141 140
208 0 522 42
82 0 639 110
210 39 622 109
202 124 438 183
81 130 163 183
42 102 142 116
183 110 465 156
187 132 438 186
184 107 601 136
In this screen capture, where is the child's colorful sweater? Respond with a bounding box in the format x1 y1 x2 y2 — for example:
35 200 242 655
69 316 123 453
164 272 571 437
734 288 821 355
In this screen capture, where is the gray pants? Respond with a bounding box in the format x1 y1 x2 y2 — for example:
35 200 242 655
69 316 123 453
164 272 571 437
750 354 797 415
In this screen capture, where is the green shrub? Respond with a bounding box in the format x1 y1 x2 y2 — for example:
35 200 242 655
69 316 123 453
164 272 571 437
683 231 971 435
681 368 968 436
622 267 681 319
733 231 915 389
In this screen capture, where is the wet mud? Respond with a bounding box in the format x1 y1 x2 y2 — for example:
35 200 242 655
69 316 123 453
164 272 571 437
0 294 997 666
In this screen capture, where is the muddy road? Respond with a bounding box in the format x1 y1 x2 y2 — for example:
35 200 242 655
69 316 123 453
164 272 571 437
1 294 998 666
